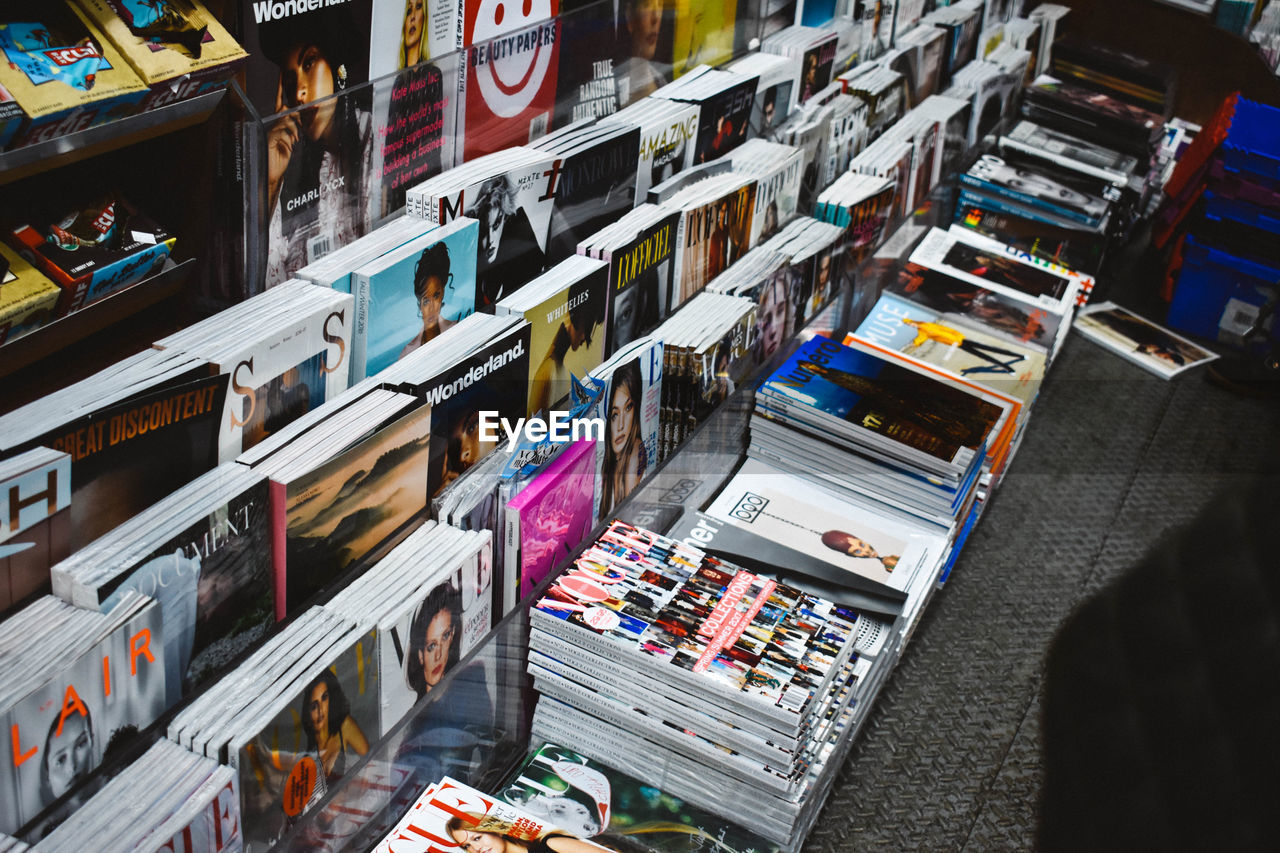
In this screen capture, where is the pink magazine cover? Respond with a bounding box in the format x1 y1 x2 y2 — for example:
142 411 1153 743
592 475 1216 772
506 438 597 603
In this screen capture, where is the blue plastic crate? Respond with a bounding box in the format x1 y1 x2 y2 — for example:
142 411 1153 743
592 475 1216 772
1168 234 1280 350
1202 190 1280 236
1221 98 1280 183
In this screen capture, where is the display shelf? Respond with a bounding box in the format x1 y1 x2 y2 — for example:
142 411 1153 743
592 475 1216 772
0 257 196 383
0 89 227 187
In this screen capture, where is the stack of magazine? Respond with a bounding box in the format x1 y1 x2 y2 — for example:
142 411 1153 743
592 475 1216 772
321 521 497 737
498 741 781 853
50 462 273 708
526 521 892 847
650 292 758 459
0 593 164 836
164 607 378 851
751 332 1013 529
32 739 240 853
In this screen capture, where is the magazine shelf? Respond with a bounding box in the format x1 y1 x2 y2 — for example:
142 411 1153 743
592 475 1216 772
0 89 227 187
0 257 196 382
264 184 959 850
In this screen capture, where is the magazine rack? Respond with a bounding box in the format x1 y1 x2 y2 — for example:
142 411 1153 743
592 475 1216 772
264 168 967 849
230 0 770 301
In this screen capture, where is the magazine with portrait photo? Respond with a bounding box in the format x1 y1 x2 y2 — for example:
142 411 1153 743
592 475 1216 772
251 0 378 287
352 218 480 381
462 161 559 308
703 457 944 596
416 324 532 500
237 627 380 852
0 597 165 835
590 339 663 521
605 211 679 355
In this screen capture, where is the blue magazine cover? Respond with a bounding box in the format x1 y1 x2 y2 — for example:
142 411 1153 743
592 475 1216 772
759 335 1001 469
352 218 480 380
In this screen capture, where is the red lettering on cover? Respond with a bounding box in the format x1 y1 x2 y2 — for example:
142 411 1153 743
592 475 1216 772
10 724 37 767
395 819 455 853
429 782 493 822
55 685 89 737
213 780 238 849
130 628 155 674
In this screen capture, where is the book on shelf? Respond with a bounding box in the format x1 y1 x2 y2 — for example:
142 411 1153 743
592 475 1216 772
602 97 699 204
2 365 227 554
295 216 439 293
960 153 1116 229
153 279 355 463
31 738 241 853
235 0 374 118
383 313 533 501
458 153 560 308
541 123 642 263
239 387 427 619
247 0 380 287
322 522 493 734
458 0 560 50
944 223 1097 307
219 615 379 852
368 0 457 80
496 255 609 417
0 447 71 615
581 205 679 356
553 2 622 126
587 336 664 521
668 173 758 304
654 66 759 166
726 50 801 142
371 56 461 220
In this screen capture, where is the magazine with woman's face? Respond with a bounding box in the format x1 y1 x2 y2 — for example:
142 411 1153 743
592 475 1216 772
969 154 1110 221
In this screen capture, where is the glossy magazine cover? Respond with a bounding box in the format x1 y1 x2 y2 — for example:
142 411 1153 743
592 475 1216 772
501 741 782 853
